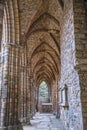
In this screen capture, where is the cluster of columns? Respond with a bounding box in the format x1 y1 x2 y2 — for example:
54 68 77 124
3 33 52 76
0 43 22 130
0 1 4 47
0 44 61 130
0 43 37 130
17 48 37 127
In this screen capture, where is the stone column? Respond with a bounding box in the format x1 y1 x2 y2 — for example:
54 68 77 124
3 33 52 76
52 80 58 114
24 66 31 125
19 48 31 125
31 79 36 116
56 78 60 119
0 43 23 130
8 44 23 130
0 43 9 130
36 87 39 112
25 67 31 125
0 2 6 128
29 66 36 118
48 87 51 102
20 66 28 125
24 63 32 125
0 0 4 48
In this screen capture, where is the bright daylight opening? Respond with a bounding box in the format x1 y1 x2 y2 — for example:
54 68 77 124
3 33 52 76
39 81 49 103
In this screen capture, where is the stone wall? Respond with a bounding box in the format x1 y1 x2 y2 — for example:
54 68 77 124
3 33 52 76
73 1 87 129
59 0 83 130
78 70 87 130
0 0 87 130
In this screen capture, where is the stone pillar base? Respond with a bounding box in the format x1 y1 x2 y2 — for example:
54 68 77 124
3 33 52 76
0 125 23 130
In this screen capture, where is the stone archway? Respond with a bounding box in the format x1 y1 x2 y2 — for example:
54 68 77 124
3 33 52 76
0 0 87 130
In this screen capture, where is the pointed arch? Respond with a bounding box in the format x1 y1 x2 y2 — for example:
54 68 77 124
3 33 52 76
24 12 60 44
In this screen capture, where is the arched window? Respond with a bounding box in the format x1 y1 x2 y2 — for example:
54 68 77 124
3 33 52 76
39 81 49 103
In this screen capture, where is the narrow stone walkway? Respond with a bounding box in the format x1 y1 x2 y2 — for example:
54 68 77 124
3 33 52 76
23 113 64 130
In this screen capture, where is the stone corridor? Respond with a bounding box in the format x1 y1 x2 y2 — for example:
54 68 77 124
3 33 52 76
23 113 64 130
0 0 87 130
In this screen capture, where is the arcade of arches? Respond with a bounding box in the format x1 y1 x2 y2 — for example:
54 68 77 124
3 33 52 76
0 0 87 130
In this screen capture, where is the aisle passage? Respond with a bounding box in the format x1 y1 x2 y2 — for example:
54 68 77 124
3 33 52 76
23 113 64 130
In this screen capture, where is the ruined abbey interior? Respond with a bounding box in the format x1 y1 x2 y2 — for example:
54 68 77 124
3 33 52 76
0 0 87 130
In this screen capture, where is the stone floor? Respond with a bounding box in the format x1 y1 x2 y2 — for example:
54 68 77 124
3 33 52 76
23 113 64 130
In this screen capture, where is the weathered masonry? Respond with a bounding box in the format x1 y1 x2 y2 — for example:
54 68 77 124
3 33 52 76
0 0 87 130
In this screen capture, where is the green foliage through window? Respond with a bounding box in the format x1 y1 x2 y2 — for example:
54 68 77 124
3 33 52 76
39 81 48 98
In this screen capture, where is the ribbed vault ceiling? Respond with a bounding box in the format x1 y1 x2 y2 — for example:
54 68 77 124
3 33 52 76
24 0 63 86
